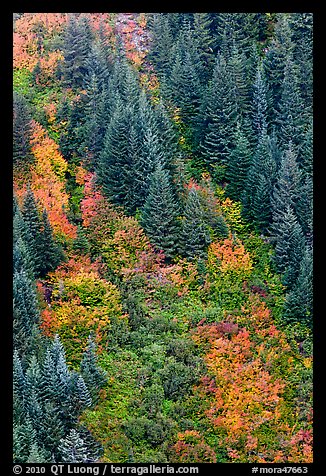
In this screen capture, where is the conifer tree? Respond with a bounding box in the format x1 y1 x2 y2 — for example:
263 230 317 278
80 335 107 403
193 13 215 83
13 419 37 463
252 67 269 143
58 429 96 463
199 54 237 175
274 205 305 289
62 14 93 88
263 14 294 117
27 442 48 463
276 56 304 153
21 187 43 277
181 187 211 259
243 127 276 231
226 123 252 201
141 163 180 259
73 226 90 255
284 243 313 325
13 93 33 168
13 269 40 358
39 208 64 277
296 174 313 242
271 141 301 239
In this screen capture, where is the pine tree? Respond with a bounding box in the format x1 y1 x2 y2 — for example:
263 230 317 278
271 142 301 239
13 419 37 463
58 429 96 463
252 67 269 143
199 54 237 175
26 442 48 463
62 14 93 88
141 163 180 259
148 14 174 75
296 174 313 242
13 270 40 358
276 56 304 153
80 335 107 403
39 209 63 277
13 92 33 168
226 123 252 200
13 350 27 423
243 127 276 231
98 100 151 213
274 205 305 289
73 225 90 254
21 187 43 277
263 14 294 118
39 401 65 457
284 243 313 325
193 13 215 83
181 187 211 259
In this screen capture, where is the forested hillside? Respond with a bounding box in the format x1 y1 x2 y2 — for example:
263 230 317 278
13 12 313 464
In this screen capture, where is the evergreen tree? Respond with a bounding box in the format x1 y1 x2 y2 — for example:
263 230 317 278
148 14 174 75
39 209 63 277
13 270 40 358
243 127 276 231
276 56 304 153
181 187 211 259
296 174 313 242
141 163 180 259
62 14 93 88
21 187 43 277
284 243 313 325
263 14 294 118
274 205 305 289
13 350 27 423
252 67 269 143
199 54 237 175
193 13 215 83
27 442 48 463
271 142 301 239
226 123 252 201
80 335 107 403
13 92 33 168
13 419 37 463
73 225 90 254
58 429 96 463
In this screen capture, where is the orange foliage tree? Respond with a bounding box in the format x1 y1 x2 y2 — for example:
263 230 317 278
191 296 313 463
13 13 66 81
14 120 76 241
40 254 126 365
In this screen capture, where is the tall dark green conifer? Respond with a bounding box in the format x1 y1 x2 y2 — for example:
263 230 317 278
181 187 211 259
226 123 252 201
141 163 180 259
13 93 33 168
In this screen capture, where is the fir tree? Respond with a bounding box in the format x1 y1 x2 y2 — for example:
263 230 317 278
193 13 215 83
13 92 33 168
276 56 304 153
80 335 107 403
181 187 211 259
284 243 313 325
21 187 43 277
243 127 276 231
39 208 63 277
62 14 93 88
226 123 252 201
271 141 301 239
199 54 237 174
274 205 305 289
141 163 180 259
58 429 96 463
